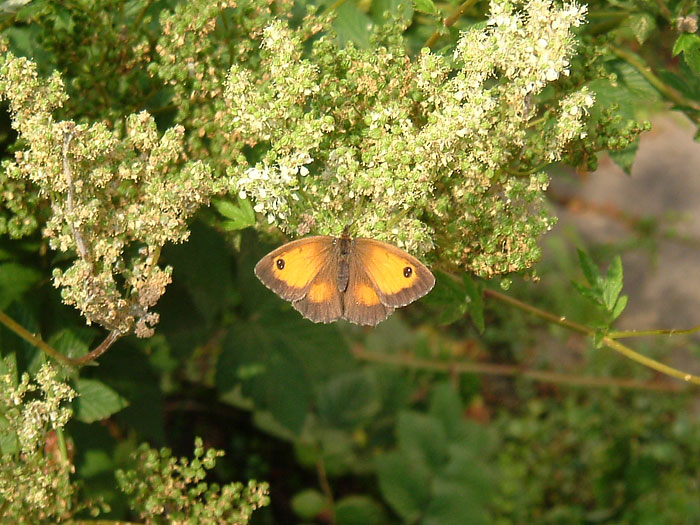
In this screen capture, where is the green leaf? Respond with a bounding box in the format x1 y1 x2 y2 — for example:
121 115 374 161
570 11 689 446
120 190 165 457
217 312 352 434
73 379 129 423
334 2 372 48
429 382 464 441
673 34 700 74
317 370 381 430
164 221 237 322
426 270 475 326
291 489 328 520
602 255 624 311
371 0 414 24
611 294 628 321
212 197 255 231
95 345 165 443
658 62 700 103
577 249 602 290
47 328 93 360
0 416 18 455
0 262 41 309
572 280 600 304
79 449 113 477
614 61 661 102
442 443 494 497
376 450 431 522
423 478 490 525
673 33 700 55
625 13 656 45
463 274 484 333
336 495 387 525
587 78 636 121
372 366 413 415
608 138 640 175
397 411 448 469
413 0 438 15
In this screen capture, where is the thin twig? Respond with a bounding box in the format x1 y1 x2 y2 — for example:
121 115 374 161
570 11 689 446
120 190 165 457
317 458 336 524
0 309 122 367
484 289 700 386
70 329 122 366
353 349 685 392
0 309 75 367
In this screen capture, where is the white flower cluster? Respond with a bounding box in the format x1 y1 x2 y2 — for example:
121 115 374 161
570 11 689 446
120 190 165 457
237 152 312 224
458 0 587 96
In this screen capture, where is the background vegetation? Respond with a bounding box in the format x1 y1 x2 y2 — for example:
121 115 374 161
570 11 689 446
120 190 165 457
0 0 699 523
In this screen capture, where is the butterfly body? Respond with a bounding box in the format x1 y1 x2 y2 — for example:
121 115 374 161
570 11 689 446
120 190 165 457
255 233 435 326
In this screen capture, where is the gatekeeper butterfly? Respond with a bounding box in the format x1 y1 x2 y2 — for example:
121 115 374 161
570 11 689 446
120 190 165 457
255 232 435 326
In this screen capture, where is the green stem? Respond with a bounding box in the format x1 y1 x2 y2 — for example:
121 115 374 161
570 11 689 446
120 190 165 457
56 427 69 465
317 457 337 524
133 0 154 28
484 288 700 386
0 309 122 367
424 0 480 49
327 0 349 12
609 325 700 339
0 310 75 368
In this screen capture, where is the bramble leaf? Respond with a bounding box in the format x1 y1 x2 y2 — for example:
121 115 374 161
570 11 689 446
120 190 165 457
73 379 128 423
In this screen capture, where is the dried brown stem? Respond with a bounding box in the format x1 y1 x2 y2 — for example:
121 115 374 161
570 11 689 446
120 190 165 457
353 348 686 393
63 130 89 261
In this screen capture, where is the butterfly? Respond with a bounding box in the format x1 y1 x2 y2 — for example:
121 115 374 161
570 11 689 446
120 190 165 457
255 232 435 326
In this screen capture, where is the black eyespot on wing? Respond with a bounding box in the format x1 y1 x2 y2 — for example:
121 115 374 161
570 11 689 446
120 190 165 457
403 266 413 278
276 258 285 270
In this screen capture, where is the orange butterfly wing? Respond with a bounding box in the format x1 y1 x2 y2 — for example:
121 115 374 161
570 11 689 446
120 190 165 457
256 235 435 326
254 236 343 323
351 238 435 307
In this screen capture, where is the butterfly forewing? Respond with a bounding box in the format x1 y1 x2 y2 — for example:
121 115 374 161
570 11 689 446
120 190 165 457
254 236 336 301
354 239 435 307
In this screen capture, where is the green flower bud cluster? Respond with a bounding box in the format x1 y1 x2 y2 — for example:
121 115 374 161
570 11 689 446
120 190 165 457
0 363 93 521
116 437 270 523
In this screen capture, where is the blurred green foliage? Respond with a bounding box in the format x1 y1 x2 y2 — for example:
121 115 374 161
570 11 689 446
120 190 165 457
0 0 699 523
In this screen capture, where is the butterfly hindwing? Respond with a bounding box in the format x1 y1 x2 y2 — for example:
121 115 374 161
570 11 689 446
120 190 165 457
343 257 394 326
292 258 344 323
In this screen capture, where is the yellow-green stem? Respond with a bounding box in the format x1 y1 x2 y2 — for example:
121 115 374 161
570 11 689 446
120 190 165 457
484 288 700 385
